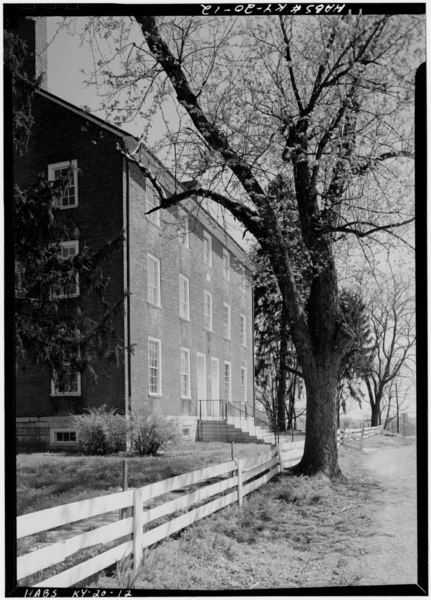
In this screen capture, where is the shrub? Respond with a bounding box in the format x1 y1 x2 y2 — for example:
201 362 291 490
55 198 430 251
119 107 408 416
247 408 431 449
130 414 180 456
71 406 127 455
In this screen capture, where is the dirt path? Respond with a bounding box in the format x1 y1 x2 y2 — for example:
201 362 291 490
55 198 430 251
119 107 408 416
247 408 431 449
344 438 417 586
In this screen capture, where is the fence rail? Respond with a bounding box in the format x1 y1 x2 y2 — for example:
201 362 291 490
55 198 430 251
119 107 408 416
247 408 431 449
17 424 383 588
17 447 281 588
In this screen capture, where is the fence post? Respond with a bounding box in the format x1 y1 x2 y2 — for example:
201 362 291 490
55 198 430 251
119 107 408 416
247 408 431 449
276 443 283 473
231 441 235 460
120 459 129 520
360 426 364 452
133 487 145 571
236 459 243 507
340 430 345 446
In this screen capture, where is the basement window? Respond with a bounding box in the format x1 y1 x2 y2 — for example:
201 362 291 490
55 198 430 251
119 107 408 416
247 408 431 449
51 430 78 445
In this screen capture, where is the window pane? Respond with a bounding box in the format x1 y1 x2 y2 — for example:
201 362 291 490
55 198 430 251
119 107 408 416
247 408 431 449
204 292 212 330
223 304 230 339
148 339 160 394
180 348 190 398
147 256 160 306
224 363 231 401
179 276 189 319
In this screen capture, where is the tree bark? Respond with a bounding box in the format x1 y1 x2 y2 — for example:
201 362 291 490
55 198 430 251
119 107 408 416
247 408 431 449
370 402 380 426
276 303 290 432
293 361 341 477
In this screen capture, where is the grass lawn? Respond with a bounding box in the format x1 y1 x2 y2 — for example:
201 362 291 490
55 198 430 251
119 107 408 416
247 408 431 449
16 441 271 516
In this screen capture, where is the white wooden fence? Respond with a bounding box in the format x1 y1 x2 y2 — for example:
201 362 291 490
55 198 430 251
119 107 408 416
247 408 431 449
17 447 281 588
17 425 383 588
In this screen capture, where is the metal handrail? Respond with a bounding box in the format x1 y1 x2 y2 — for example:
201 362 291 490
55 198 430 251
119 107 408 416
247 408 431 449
198 400 279 445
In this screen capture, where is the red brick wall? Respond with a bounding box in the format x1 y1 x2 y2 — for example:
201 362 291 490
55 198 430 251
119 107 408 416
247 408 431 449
127 162 254 418
15 94 126 417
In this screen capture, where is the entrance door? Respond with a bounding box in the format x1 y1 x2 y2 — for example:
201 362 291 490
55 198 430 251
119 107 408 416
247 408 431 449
210 357 220 418
197 353 207 418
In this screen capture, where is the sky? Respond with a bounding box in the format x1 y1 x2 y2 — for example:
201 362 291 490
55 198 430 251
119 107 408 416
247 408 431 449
43 15 417 421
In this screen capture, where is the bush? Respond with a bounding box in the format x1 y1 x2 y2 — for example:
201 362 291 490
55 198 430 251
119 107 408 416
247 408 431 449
130 414 180 456
71 406 127 455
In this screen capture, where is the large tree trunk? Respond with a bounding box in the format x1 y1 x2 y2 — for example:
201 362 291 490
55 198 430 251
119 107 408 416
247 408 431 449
276 303 290 432
370 402 380 426
294 362 341 477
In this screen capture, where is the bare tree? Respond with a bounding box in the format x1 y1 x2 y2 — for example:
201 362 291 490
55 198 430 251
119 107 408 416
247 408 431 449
81 14 422 476
364 279 416 426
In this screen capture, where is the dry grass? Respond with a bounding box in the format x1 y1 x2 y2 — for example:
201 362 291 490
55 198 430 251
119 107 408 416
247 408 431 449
97 464 382 590
16 442 270 516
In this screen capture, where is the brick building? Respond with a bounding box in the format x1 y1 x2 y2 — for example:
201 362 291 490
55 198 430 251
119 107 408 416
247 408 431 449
13 17 256 449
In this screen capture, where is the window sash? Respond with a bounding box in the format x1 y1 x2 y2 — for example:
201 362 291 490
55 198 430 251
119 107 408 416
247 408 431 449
48 160 78 209
180 347 191 398
203 232 212 266
51 368 81 396
179 275 190 320
241 367 247 403
204 291 212 331
148 338 162 395
224 362 231 401
223 304 231 339
147 254 161 306
59 241 79 297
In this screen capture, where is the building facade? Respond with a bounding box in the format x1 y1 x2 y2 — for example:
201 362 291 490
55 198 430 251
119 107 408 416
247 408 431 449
13 18 255 448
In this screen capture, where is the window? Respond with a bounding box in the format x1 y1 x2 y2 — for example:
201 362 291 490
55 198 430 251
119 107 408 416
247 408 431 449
240 314 247 347
241 367 247 403
223 303 231 340
204 291 213 331
51 368 81 396
179 274 190 320
180 347 191 398
148 338 162 395
223 249 230 281
56 431 76 442
203 231 212 267
179 212 189 248
59 241 79 297
146 180 160 226
147 254 161 306
48 160 78 208
224 362 231 401
50 429 78 445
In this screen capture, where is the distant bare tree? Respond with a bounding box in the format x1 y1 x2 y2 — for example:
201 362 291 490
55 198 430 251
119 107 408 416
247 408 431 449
364 279 415 426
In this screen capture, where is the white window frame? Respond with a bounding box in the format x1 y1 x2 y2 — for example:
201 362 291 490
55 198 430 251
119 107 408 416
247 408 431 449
179 274 190 321
240 314 247 347
180 347 191 399
50 429 78 445
146 179 160 226
223 303 231 340
223 249 231 281
241 367 247 403
51 369 81 397
204 290 213 331
179 211 190 248
59 240 79 298
48 160 78 209
203 231 212 267
224 361 232 402
148 337 162 396
147 254 161 307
